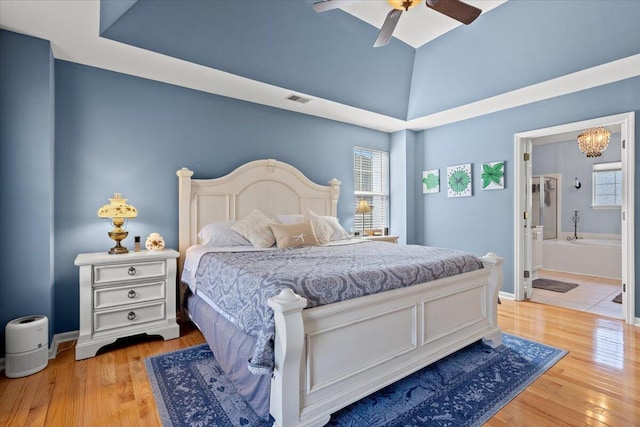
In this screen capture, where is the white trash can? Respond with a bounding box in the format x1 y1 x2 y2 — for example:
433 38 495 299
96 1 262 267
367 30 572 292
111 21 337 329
5 315 49 378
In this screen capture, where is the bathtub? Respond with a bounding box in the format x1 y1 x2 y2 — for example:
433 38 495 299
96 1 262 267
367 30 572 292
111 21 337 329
568 239 621 247
542 238 621 279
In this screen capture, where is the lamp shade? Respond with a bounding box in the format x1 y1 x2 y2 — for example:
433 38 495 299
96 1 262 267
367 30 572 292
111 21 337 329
355 199 372 214
577 127 610 158
98 193 138 219
98 193 137 254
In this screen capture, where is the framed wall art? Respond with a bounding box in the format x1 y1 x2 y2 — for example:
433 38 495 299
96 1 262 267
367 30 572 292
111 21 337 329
447 164 472 198
481 161 505 190
422 169 439 194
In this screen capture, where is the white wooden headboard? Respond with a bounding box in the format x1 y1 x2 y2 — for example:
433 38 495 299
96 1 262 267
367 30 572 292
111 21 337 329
176 159 341 264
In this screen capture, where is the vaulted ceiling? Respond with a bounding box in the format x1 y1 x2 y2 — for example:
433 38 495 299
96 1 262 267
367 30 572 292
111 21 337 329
0 0 508 131
1 1 638 132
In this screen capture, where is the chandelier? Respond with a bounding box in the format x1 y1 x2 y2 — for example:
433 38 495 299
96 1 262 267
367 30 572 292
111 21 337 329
577 127 611 158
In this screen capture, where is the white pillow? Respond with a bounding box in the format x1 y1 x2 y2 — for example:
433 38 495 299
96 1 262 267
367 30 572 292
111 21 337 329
277 214 304 225
231 209 276 248
321 216 350 241
198 221 252 247
305 209 333 244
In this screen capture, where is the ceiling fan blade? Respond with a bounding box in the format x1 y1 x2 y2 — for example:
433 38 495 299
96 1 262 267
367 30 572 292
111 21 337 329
426 0 481 25
313 0 361 13
374 9 403 48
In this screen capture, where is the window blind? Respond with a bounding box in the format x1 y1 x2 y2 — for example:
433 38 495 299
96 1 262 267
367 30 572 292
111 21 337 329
592 162 622 207
354 147 389 233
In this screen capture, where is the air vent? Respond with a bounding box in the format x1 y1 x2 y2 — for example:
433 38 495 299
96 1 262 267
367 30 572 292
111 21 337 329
286 94 311 104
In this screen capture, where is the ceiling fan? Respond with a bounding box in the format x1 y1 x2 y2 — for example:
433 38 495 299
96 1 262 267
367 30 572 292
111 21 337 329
313 0 482 47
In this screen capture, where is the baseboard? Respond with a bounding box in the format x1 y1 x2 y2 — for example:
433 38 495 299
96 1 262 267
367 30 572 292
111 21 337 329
0 330 79 373
499 291 515 300
49 330 79 359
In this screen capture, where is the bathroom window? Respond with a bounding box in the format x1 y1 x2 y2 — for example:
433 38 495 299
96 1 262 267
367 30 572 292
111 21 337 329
592 161 622 208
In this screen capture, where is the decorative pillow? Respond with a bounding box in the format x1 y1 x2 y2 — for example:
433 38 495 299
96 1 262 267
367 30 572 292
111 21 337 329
269 221 320 249
305 209 333 244
277 214 304 225
231 209 276 248
321 216 350 241
198 221 252 247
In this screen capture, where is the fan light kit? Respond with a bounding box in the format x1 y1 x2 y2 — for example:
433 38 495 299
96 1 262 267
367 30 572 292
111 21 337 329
314 0 482 47
388 0 421 10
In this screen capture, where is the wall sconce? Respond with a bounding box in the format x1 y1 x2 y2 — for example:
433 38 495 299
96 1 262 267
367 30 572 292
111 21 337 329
573 177 581 189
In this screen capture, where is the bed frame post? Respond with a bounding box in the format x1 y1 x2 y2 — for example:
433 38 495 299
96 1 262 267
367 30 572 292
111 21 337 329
268 289 310 427
176 167 194 262
479 252 504 348
328 178 341 217
176 167 194 321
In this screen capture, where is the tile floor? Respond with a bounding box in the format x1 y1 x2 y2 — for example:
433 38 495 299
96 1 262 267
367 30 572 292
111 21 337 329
530 269 623 319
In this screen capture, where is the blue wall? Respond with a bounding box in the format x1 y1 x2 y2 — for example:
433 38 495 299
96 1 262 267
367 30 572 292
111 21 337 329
409 0 640 119
390 130 418 244
418 76 640 304
52 60 390 334
0 30 55 354
533 135 622 236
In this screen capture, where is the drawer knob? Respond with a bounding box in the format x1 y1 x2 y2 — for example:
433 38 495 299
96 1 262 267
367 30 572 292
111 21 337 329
127 311 136 321
128 267 136 276
127 290 136 299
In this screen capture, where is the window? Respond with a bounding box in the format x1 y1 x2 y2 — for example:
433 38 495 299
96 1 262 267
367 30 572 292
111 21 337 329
592 161 622 208
354 147 389 233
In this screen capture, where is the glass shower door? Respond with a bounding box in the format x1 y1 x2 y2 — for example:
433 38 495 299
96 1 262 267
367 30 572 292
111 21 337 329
542 177 557 240
532 176 558 240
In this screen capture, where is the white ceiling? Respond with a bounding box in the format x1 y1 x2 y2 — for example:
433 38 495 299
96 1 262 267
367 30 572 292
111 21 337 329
1 1 638 134
341 0 506 48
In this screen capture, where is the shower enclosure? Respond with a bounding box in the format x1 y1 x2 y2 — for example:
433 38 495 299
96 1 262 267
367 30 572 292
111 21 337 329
532 176 558 240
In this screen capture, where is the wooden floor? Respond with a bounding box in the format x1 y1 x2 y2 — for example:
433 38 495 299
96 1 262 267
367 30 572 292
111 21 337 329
1 300 639 426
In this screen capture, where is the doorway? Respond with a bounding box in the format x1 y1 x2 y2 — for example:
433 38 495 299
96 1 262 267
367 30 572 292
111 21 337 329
514 112 635 324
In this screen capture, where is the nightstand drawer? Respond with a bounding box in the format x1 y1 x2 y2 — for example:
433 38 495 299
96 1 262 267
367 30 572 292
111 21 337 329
93 261 166 284
94 281 166 309
93 302 165 333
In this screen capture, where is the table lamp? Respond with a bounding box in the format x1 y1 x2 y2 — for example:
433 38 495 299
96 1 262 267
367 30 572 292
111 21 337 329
355 199 372 236
98 193 138 254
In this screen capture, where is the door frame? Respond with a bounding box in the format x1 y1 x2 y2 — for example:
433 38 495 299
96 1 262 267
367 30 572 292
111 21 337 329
514 112 635 324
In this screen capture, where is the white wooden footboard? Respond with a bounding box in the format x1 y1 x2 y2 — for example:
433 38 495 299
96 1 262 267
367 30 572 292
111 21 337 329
268 252 504 427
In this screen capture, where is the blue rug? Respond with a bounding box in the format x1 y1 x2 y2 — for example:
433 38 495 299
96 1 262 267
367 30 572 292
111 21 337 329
145 334 565 427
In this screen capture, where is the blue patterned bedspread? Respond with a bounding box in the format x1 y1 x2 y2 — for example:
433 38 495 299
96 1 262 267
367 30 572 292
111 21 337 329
191 242 483 375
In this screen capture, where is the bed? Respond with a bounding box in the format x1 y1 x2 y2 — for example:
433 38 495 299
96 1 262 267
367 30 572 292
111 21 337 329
177 159 503 427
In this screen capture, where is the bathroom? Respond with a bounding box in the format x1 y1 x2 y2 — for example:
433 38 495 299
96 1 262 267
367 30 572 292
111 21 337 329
529 128 622 318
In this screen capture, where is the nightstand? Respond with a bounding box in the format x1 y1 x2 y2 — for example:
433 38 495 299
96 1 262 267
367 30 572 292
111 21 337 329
75 249 180 360
361 235 399 243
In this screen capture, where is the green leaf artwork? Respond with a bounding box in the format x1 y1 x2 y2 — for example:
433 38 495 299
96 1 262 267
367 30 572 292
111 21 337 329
422 169 439 194
447 164 472 198
481 161 505 190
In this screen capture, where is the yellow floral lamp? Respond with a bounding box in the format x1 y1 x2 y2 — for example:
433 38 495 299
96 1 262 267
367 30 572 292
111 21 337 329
98 193 138 254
